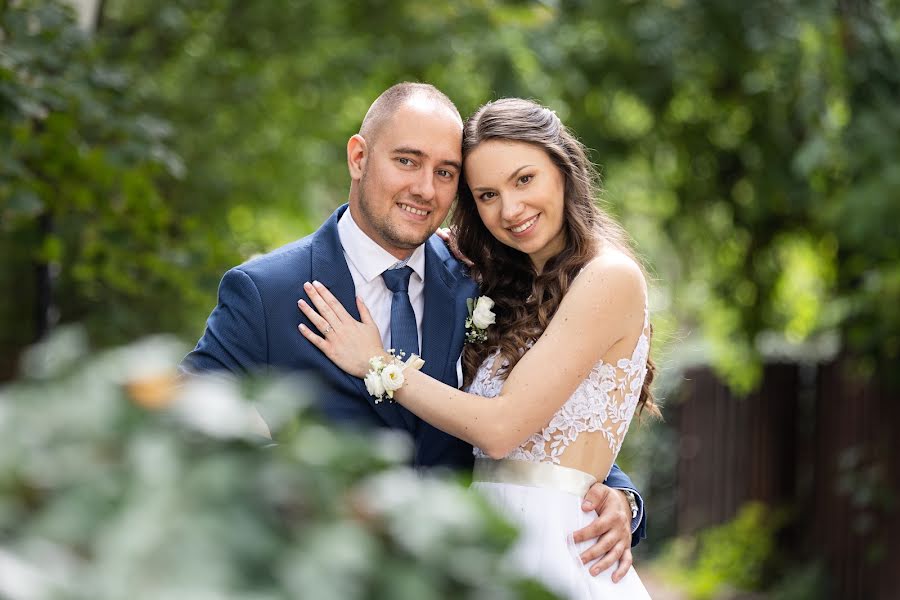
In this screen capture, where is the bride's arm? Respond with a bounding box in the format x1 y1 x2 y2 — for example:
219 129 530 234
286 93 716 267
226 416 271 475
298 255 646 459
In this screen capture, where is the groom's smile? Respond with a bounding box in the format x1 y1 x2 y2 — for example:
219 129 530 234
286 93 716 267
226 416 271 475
398 202 430 218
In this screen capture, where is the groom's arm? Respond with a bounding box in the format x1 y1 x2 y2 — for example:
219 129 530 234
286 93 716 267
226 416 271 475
182 268 268 375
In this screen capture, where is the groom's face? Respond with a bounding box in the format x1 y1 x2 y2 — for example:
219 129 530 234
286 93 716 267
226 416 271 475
354 99 462 258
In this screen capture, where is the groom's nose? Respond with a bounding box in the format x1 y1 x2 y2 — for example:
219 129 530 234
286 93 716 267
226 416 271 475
409 170 436 201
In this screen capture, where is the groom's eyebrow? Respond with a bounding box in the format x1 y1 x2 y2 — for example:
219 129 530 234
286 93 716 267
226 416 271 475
392 146 425 157
393 146 462 171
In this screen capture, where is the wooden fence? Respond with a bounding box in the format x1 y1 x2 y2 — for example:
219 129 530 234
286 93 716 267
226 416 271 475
675 360 899 599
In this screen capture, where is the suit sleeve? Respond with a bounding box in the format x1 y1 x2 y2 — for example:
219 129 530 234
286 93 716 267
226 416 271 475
603 463 648 548
181 268 268 375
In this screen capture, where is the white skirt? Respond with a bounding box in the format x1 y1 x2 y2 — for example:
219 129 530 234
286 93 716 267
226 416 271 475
471 458 652 599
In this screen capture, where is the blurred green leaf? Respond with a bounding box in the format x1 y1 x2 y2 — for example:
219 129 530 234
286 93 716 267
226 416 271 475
0 330 555 598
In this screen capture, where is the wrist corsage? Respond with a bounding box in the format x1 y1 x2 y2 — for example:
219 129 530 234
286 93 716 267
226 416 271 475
465 295 496 344
364 351 425 403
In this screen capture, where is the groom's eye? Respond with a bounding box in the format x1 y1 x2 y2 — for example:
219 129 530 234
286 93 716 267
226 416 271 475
397 157 414 166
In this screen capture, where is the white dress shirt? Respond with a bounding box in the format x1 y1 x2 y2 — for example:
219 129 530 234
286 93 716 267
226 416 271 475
337 209 463 387
337 208 426 353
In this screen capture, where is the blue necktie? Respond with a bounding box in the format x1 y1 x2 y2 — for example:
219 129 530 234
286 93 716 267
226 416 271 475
382 266 419 358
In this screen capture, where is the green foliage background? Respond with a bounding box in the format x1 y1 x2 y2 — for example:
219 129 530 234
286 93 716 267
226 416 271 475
0 0 900 597
2 0 899 596
3 0 898 390
0 327 556 598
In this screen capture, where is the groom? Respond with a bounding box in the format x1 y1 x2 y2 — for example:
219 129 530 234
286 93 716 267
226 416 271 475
183 83 646 579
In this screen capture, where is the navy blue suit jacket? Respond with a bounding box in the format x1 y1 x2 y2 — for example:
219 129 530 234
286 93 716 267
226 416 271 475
184 205 647 542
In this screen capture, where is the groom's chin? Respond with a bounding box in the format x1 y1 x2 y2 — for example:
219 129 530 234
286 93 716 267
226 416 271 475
387 228 433 249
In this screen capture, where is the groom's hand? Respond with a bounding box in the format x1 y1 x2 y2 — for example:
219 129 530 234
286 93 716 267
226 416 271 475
572 483 633 582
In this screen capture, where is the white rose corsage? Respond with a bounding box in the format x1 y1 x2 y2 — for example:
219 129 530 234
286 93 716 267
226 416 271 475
365 351 425 403
465 295 496 344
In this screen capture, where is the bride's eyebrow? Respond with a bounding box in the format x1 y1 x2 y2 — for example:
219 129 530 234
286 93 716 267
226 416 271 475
471 165 535 192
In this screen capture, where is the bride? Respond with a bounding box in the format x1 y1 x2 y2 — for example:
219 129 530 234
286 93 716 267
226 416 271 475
298 97 659 599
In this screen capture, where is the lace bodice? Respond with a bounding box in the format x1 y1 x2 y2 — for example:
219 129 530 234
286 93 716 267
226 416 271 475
467 309 650 466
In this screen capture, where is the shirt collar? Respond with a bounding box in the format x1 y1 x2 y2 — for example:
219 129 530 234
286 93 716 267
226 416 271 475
338 207 426 283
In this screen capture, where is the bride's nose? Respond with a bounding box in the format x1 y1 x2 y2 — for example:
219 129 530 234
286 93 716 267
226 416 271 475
501 196 525 223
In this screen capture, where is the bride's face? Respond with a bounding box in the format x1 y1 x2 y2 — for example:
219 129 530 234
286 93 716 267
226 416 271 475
464 140 567 272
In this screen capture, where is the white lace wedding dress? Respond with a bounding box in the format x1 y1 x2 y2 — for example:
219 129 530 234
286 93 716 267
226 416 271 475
467 308 652 599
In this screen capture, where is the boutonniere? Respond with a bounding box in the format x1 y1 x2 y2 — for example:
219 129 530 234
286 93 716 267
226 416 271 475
465 296 496 344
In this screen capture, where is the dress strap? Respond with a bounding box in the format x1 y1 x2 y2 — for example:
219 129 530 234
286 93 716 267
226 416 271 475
473 458 597 497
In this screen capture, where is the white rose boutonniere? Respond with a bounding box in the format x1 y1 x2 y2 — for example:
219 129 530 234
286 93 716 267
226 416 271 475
465 296 495 344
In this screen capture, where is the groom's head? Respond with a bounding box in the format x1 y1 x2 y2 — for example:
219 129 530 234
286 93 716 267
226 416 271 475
347 83 463 260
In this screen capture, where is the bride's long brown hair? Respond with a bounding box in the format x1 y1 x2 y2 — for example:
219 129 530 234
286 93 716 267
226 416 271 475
452 98 660 418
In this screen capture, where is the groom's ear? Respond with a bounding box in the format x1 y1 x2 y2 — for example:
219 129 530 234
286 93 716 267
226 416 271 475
347 134 368 180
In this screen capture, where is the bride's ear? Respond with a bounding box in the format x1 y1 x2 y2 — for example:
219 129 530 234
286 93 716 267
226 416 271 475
347 134 368 180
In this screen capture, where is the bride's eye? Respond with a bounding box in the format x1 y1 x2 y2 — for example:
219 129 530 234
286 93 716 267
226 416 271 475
518 174 533 185
479 191 497 201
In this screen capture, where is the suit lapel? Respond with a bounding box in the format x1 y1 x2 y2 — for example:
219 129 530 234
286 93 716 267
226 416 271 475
420 238 460 389
309 205 414 432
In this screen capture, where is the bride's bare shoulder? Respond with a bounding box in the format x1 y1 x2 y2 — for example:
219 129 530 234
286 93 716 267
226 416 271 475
574 247 647 301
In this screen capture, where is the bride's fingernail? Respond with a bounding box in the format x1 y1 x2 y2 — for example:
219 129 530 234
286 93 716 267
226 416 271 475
582 501 593 510
313 280 322 288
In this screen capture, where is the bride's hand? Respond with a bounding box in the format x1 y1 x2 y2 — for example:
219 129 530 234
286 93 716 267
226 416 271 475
297 281 385 378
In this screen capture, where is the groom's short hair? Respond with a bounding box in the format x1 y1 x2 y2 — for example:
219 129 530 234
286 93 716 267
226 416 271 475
359 82 461 148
